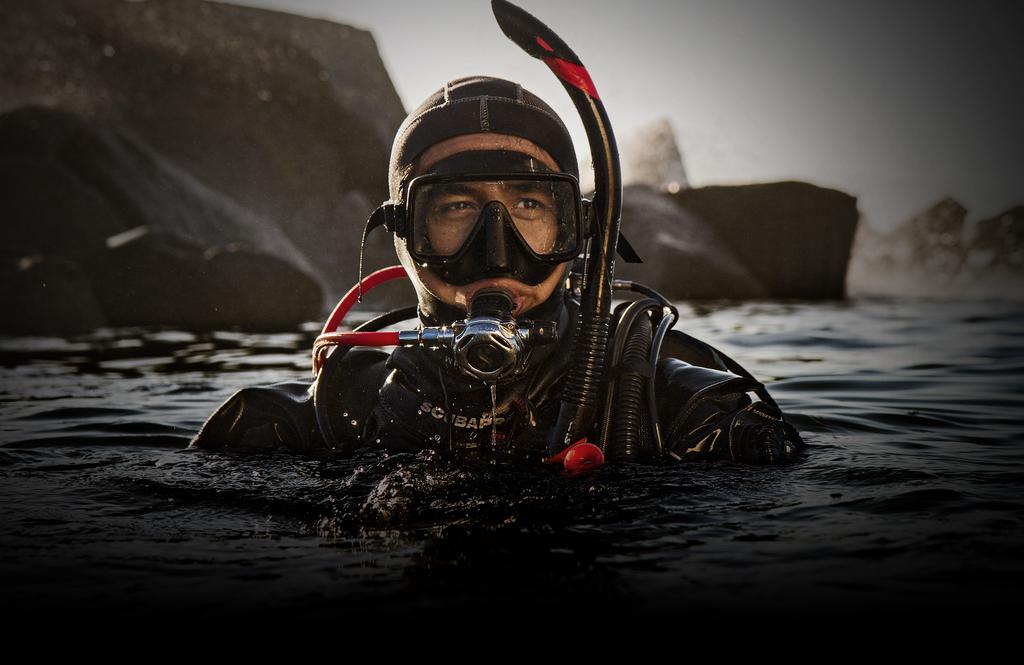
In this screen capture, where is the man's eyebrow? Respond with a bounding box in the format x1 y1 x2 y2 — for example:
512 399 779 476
431 181 553 196
435 183 475 195
507 181 552 193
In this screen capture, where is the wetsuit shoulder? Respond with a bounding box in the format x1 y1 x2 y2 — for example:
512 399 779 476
189 379 322 453
189 348 390 455
655 331 804 464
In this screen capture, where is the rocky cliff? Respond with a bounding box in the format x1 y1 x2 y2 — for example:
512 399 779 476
1 0 406 331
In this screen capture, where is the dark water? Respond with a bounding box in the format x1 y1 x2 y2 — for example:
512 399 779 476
2 299 1023 618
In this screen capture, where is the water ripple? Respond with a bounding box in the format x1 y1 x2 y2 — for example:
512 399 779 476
1 298 1022 614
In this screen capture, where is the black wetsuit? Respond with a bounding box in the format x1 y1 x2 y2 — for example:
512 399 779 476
190 298 804 465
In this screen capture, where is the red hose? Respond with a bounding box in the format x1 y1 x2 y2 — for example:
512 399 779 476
320 265 408 335
312 265 409 375
317 331 400 347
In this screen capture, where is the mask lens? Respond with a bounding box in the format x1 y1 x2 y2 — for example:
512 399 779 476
411 182 480 258
506 179 576 255
409 177 579 261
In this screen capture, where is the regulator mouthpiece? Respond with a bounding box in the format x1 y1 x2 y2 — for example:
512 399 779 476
455 290 532 382
468 290 516 319
396 291 557 383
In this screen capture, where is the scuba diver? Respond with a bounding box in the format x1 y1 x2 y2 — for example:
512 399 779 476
190 74 803 467
190 1 804 469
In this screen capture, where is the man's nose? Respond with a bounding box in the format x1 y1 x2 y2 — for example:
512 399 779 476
483 201 512 273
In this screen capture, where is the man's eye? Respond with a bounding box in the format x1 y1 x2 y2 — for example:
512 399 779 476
437 200 477 213
515 198 549 211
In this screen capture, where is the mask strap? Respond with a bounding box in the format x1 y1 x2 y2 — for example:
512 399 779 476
357 204 402 301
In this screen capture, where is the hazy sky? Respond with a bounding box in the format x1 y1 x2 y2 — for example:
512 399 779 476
228 0 1022 230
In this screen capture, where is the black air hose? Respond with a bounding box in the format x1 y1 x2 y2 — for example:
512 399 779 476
647 307 676 456
599 298 658 453
610 312 653 461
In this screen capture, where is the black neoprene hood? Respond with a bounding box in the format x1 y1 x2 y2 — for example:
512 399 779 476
386 75 578 327
388 75 579 201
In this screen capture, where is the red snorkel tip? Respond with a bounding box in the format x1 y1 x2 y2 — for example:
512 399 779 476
541 55 600 100
544 438 605 473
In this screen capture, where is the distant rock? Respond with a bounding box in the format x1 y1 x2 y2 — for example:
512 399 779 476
93 233 322 330
847 198 1024 298
616 185 768 299
867 198 968 274
594 119 858 299
582 117 690 196
969 205 1024 273
621 118 689 192
654 181 859 299
0 102 329 331
0 254 106 334
0 0 406 332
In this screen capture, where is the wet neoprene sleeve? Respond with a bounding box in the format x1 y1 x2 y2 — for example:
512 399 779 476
189 349 391 454
654 358 804 464
188 380 324 453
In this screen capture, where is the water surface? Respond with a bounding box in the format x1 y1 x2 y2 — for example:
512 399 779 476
2 298 1022 617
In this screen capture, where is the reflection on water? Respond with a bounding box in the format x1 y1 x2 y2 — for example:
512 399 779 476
1 299 1022 616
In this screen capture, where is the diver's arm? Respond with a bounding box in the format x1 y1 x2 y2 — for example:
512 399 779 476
655 358 803 464
188 381 325 453
190 348 391 455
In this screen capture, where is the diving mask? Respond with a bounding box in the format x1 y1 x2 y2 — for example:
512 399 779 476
373 150 587 287
403 171 584 285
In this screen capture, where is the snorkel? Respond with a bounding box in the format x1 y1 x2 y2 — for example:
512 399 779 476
490 0 623 456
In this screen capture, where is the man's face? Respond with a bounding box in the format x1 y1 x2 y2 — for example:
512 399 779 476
398 133 571 318
421 179 562 256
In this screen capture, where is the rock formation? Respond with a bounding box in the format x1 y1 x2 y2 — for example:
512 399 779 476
970 205 1024 274
617 181 858 299
0 0 863 332
846 198 1023 298
1 0 406 331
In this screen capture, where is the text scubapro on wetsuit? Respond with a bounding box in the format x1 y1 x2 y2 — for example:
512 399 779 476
418 401 506 430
